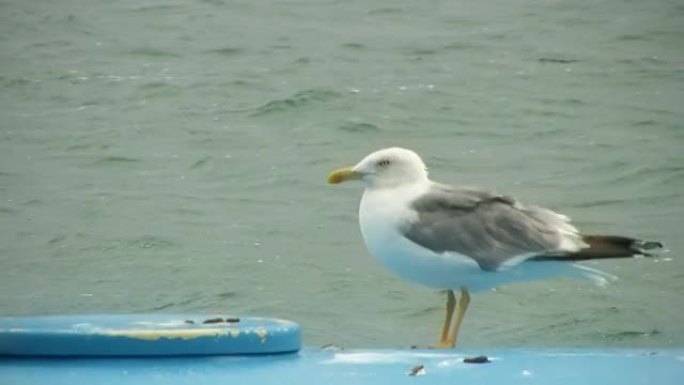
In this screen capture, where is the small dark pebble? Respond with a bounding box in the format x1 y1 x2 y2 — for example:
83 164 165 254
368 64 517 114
463 355 490 364
408 365 425 376
184 320 195 324
202 317 240 324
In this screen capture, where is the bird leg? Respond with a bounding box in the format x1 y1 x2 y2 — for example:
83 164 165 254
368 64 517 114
432 290 456 349
441 290 457 343
445 287 470 348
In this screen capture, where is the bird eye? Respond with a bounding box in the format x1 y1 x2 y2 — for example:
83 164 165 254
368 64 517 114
376 159 391 167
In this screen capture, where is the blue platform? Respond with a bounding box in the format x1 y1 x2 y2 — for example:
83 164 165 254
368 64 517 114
1 315 682 384
0 314 300 356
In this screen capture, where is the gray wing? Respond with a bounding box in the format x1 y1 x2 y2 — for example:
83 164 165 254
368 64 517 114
401 183 577 271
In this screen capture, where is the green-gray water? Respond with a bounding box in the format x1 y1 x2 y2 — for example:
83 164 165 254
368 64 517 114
1 0 682 348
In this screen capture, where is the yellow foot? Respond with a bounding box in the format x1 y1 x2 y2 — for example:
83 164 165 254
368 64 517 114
428 341 455 349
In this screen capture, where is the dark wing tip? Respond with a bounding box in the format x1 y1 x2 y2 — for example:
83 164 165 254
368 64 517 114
532 236 665 262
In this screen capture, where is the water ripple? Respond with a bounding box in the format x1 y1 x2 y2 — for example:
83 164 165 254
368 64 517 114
190 156 213 169
595 329 662 342
249 89 341 117
124 236 176 250
93 156 140 165
337 121 380 133
203 47 246 57
128 47 181 58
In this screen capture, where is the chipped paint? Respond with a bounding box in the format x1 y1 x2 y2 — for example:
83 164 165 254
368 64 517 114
130 321 155 326
130 320 187 328
229 328 240 338
275 318 295 325
72 323 95 330
256 327 268 343
436 359 464 367
101 328 230 341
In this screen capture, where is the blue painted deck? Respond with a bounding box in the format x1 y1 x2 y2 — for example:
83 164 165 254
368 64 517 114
0 315 682 384
1 348 683 384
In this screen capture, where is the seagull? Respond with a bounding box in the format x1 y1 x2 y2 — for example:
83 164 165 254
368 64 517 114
327 147 663 348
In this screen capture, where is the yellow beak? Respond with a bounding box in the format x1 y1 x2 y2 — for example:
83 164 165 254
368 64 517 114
327 167 363 184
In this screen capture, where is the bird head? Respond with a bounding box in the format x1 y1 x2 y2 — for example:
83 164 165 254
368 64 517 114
327 147 429 188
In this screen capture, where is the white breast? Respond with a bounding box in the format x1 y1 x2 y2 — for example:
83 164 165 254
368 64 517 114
358 183 484 289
